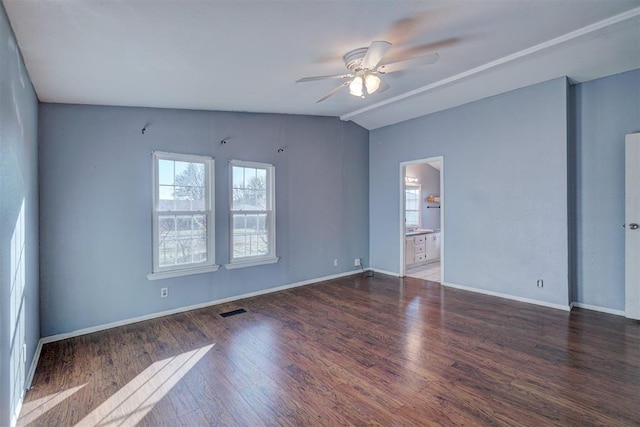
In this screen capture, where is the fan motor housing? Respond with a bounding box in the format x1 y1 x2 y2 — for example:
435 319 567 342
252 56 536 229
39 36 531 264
343 47 369 71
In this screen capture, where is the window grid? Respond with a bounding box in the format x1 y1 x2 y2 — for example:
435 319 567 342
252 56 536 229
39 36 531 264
229 160 275 264
152 152 215 274
405 185 421 228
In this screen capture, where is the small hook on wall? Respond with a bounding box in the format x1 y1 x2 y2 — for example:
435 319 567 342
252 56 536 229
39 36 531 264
141 123 150 135
277 147 285 153
220 139 228 145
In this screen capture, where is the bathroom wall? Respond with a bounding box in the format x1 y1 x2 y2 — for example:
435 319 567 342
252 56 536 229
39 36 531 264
405 163 440 230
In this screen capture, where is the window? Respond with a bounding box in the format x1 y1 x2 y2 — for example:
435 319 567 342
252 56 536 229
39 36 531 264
227 160 277 268
405 184 421 228
149 152 217 279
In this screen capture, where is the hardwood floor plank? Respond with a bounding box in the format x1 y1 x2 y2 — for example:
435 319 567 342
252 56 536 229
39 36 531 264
18 273 640 426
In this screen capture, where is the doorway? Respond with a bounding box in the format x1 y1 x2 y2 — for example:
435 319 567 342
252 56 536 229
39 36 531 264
625 133 640 319
400 157 444 282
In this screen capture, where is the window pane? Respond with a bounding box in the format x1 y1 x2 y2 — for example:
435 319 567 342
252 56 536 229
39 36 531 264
158 214 208 267
193 239 207 263
159 216 176 237
230 161 273 262
232 166 244 189
174 161 190 178
232 166 268 210
256 168 266 185
231 188 249 211
159 239 177 267
242 167 256 188
232 213 269 258
406 211 419 226
154 153 213 273
406 198 418 210
254 189 267 210
159 186 175 211
158 159 174 186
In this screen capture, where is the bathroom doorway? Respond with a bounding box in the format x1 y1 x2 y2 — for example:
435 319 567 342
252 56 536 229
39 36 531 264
400 157 444 282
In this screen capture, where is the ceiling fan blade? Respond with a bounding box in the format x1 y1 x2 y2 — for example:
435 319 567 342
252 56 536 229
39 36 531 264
361 41 392 69
296 73 352 83
316 81 349 103
378 52 439 74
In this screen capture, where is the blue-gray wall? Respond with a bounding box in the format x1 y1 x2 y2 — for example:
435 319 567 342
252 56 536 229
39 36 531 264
573 69 640 311
38 105 369 336
0 3 39 425
371 78 569 307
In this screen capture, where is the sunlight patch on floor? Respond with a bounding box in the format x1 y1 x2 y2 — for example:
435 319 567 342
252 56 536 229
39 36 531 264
18 384 86 426
75 344 214 426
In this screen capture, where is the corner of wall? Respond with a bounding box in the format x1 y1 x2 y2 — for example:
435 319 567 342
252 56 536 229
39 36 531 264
566 77 578 305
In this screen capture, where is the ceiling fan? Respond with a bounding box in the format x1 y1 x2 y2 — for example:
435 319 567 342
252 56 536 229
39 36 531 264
296 41 439 103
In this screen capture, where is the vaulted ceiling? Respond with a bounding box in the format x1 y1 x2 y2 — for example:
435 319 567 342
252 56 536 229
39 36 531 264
3 0 639 129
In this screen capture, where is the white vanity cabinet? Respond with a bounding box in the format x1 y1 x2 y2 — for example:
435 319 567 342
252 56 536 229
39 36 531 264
425 232 440 261
405 232 440 266
405 236 415 264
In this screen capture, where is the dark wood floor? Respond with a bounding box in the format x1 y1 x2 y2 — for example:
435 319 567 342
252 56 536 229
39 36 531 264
19 274 640 426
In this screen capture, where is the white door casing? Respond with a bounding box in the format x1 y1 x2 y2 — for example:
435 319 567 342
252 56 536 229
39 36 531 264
625 133 640 320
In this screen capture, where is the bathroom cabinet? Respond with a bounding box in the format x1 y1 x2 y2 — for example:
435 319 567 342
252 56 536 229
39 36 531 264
405 231 440 266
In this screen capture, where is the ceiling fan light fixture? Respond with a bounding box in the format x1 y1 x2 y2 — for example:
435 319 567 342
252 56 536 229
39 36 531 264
349 75 364 97
297 39 439 103
364 73 381 94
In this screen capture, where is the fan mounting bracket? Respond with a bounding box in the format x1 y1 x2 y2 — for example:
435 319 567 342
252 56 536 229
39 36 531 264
343 47 369 72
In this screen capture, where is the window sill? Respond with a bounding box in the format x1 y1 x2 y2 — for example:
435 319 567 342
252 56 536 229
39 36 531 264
147 264 220 281
225 257 280 270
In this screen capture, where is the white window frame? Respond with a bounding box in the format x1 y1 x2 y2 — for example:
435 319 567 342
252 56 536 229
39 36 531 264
148 151 218 280
226 160 278 269
405 184 422 229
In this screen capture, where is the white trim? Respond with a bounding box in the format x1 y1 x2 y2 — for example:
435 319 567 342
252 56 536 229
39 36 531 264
229 159 276 263
147 264 220 280
625 132 640 320
341 7 640 122
439 158 445 285
151 151 216 275
40 269 365 344
570 302 626 317
399 156 444 279
10 400 22 427
370 268 401 278
399 165 406 276
442 281 571 311
25 340 43 390
225 256 279 270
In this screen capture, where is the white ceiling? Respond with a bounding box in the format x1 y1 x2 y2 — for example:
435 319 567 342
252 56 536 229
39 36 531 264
3 0 640 130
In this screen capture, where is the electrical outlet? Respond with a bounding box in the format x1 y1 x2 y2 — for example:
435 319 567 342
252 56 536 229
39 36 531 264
354 258 361 266
536 279 544 288
161 287 168 298
333 259 338 266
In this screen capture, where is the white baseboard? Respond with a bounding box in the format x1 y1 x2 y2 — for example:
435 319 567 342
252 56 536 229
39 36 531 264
570 302 625 316
370 268 401 277
10 399 22 427
25 340 44 389
40 269 364 345
442 282 571 311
